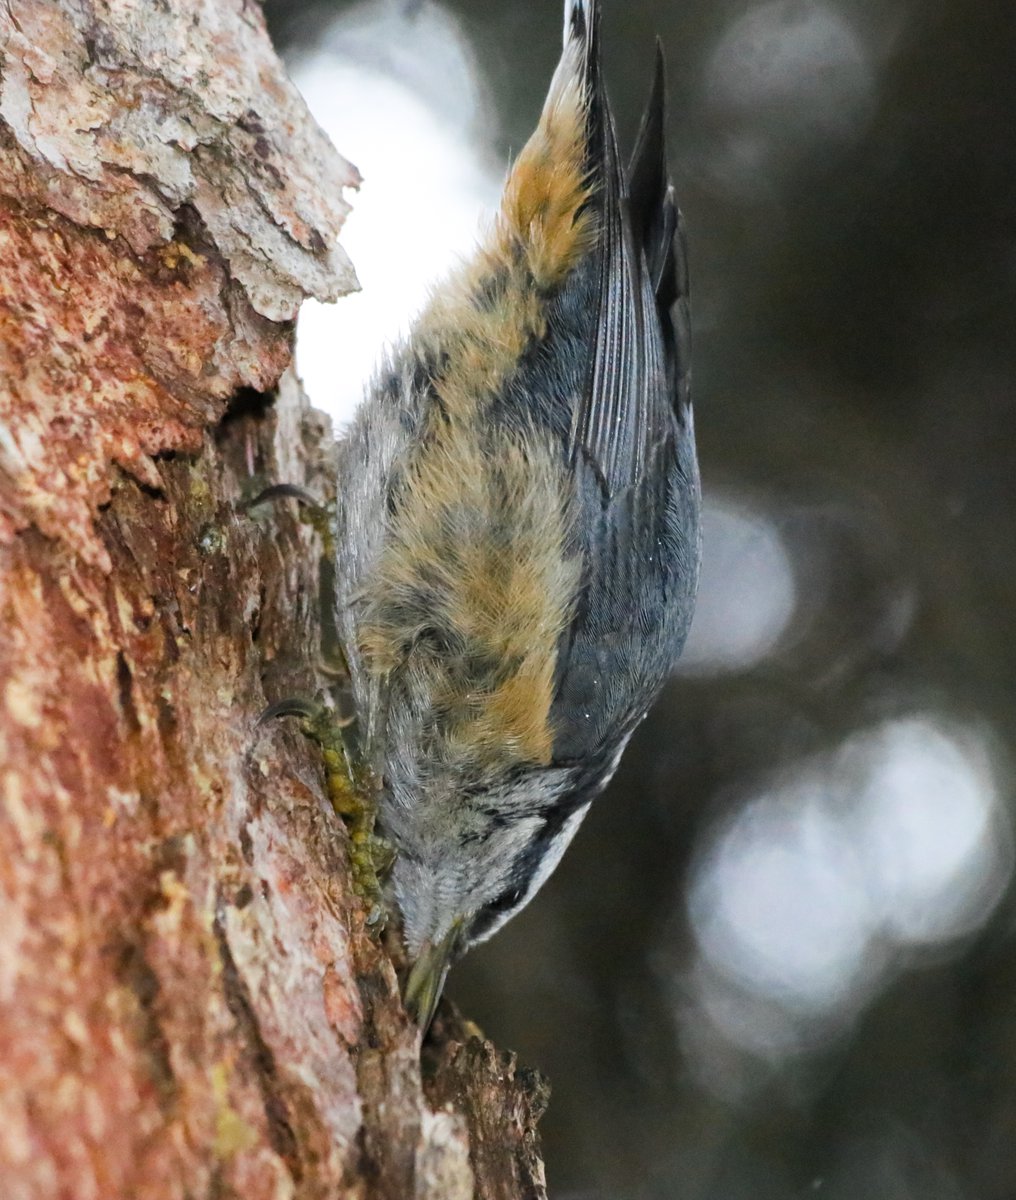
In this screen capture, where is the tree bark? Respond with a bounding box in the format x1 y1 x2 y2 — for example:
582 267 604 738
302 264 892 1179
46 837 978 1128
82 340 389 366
0 3 548 1197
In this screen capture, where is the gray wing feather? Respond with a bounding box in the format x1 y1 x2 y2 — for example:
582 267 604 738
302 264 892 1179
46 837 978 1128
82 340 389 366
568 35 686 498
551 37 700 768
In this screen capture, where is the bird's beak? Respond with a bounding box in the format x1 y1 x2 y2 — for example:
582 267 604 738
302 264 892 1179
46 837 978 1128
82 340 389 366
403 923 462 1032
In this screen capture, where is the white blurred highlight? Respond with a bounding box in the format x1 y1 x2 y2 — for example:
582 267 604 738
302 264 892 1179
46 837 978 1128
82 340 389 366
848 719 1009 945
679 494 796 673
690 783 876 1014
684 716 1011 1070
703 0 875 190
289 1 501 428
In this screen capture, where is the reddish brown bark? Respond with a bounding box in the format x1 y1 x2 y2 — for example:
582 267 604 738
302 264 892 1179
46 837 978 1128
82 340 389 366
0 3 548 1197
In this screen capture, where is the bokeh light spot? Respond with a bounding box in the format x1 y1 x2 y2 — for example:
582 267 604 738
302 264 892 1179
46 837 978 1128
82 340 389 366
678 494 796 674
689 783 875 1013
705 0 875 143
847 717 1011 946
702 0 875 192
289 1 501 428
684 715 1011 1068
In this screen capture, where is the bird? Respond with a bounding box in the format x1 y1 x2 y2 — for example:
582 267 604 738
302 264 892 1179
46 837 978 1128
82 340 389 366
330 0 700 1029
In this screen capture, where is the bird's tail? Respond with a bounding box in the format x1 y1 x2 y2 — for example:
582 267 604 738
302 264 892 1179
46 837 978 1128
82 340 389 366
561 0 599 82
494 0 602 288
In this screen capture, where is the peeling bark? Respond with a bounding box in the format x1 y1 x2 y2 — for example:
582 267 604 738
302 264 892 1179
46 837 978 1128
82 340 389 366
0 3 548 1197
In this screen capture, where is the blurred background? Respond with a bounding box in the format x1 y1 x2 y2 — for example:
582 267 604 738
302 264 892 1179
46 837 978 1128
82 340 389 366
265 1 1016 1195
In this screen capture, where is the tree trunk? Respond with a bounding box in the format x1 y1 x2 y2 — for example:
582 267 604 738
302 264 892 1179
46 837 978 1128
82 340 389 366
0 3 548 1197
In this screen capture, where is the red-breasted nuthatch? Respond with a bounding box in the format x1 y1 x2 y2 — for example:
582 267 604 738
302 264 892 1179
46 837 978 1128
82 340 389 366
333 0 700 1027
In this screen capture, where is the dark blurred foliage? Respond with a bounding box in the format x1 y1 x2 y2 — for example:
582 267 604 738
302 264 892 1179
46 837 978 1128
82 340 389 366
266 1 1016 1195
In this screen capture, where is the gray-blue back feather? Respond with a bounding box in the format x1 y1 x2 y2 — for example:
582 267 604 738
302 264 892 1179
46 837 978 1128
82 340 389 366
499 9 700 773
